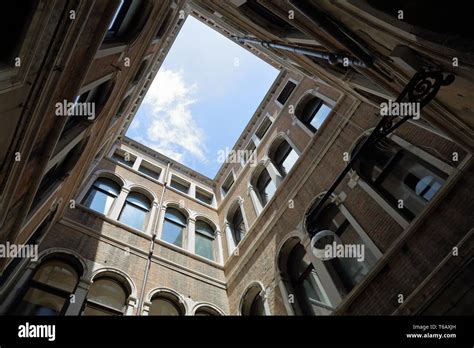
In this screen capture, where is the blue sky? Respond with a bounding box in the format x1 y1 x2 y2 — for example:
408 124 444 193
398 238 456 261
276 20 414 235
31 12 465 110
126 16 279 178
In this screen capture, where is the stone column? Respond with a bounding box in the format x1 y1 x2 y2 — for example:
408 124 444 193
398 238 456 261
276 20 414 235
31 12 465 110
65 278 91 315
224 221 236 255
264 156 283 187
187 217 196 253
155 205 167 240
145 201 159 236
248 185 263 216
238 197 249 232
109 187 130 220
215 230 224 264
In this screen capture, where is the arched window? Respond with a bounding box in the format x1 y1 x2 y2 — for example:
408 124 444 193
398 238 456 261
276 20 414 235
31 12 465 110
271 139 299 177
195 220 215 261
162 208 186 247
118 192 151 231
14 259 79 315
352 137 448 220
229 206 246 245
306 203 378 296
286 242 330 315
241 285 267 316
82 177 120 215
256 168 276 206
295 95 332 133
83 277 128 316
149 295 183 315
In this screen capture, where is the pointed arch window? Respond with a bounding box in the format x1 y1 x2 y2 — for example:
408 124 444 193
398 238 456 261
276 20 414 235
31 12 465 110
256 168 276 206
230 206 245 245
296 95 332 133
241 286 267 316
272 140 299 177
278 237 332 316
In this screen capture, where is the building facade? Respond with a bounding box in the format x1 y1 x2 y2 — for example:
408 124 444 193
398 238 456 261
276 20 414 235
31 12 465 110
0 0 473 316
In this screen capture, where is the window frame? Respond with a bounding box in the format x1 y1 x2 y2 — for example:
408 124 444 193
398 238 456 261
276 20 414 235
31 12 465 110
13 259 80 316
118 191 152 231
82 277 129 316
82 177 121 216
161 208 187 248
194 220 216 261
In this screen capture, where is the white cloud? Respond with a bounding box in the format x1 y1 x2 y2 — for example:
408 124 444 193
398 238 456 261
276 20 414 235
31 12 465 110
142 68 207 163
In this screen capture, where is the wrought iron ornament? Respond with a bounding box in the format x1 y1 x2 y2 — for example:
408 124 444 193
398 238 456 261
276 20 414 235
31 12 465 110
305 68 455 227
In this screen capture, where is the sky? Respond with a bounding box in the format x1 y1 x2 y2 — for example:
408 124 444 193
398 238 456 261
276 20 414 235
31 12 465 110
126 16 279 178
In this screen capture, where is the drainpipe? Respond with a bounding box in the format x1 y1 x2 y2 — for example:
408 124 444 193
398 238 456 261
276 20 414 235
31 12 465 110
288 0 374 68
137 162 171 314
233 36 368 68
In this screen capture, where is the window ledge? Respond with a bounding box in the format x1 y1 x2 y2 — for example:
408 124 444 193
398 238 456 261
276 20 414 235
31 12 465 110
154 238 224 268
74 204 153 240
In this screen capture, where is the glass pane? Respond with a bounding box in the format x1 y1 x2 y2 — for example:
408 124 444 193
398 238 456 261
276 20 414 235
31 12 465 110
232 208 245 243
138 165 160 180
83 189 115 215
87 278 127 311
249 294 266 316
195 308 218 316
165 208 186 225
170 180 189 193
149 298 181 315
195 221 214 237
281 149 298 175
119 203 147 231
301 269 322 303
196 191 213 205
33 260 78 293
310 104 332 130
94 178 120 195
126 192 151 210
112 153 133 167
162 220 183 247
422 180 442 201
263 179 276 204
415 175 442 201
83 304 116 316
108 0 125 30
257 169 275 205
195 233 214 260
17 287 66 316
